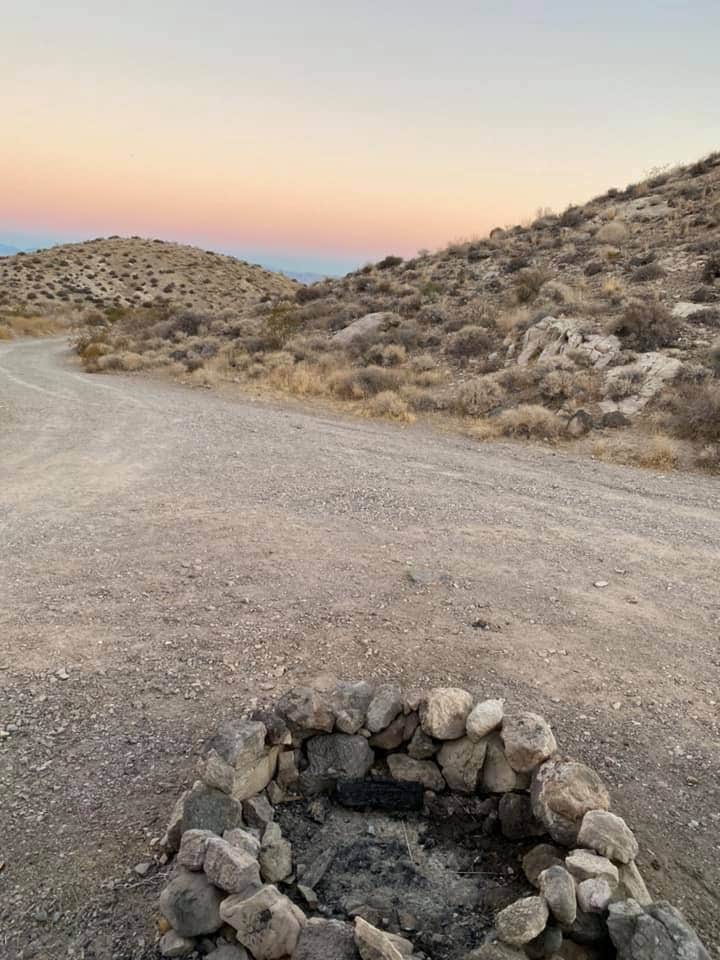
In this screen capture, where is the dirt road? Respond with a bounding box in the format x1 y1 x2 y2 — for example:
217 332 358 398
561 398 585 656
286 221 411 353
1 338 719 958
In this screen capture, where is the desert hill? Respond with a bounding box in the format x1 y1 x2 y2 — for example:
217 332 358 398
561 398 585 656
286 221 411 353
0 236 297 314
73 152 720 469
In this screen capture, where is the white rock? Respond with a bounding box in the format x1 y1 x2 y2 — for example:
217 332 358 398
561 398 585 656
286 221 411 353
220 885 306 960
466 699 504 741
420 688 473 739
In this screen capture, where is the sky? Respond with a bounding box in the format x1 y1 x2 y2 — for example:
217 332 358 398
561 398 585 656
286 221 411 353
2 1 719 275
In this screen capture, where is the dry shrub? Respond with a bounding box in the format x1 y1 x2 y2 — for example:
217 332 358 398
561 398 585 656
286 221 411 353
591 434 679 470
602 368 643 400
399 385 440 412
631 263 665 283
596 221 628 244
329 365 401 400
96 351 144 372
514 268 548 304
707 340 720 377
538 280 583 309
452 378 505 416
447 325 494 359
492 404 562 439
365 343 407 367
601 277 625 304
607 299 681 350
495 306 534 335
662 380 720 443
365 390 414 422
696 444 720 471
541 367 599 404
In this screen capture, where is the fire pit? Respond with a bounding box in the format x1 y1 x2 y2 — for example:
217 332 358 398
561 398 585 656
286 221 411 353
155 681 709 960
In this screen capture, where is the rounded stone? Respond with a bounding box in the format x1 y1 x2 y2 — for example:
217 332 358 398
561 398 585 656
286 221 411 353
159 868 224 938
531 757 610 845
495 896 549 946
466 699 504 741
420 688 473 740
577 810 639 864
501 713 557 773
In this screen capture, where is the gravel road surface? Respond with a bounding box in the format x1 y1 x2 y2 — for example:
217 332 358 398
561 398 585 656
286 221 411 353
1 337 719 958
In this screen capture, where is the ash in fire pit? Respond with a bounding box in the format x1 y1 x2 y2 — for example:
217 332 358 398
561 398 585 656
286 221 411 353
154 681 711 960
278 792 532 960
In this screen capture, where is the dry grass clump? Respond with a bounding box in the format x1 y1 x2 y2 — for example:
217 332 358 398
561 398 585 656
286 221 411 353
592 434 679 470
607 299 681 350
0 311 69 338
328 365 401 400
452 377 505 416
596 221 628 244
513 268 548 304
471 404 562 441
661 380 720 443
365 390 414 422
446 325 495 359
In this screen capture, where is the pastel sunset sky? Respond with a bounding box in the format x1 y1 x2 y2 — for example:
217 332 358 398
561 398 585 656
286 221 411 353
3 1 719 274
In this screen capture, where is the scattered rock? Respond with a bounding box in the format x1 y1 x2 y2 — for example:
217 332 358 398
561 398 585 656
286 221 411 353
495 896 549 946
539 865 577 925
159 930 195 957
577 810 639 864
466 699 504 741
522 843 565 887
366 685 403 733
301 734 374 792
501 713 557 773
220 885 306 960
607 900 710 960
294 917 358 960
482 733 530 793
332 681 375 735
387 754 445 792
205 946 249 960
242 794 274 831
498 793 545 840
567 410 593 438
531 758 610 845
276 686 335 740
354 916 408 960
159 868 224 938
203 837 262 896
420 688 473 740
259 822 292 882
406 727 438 760
177 829 216 871
437 736 487 793
577 877 614 914
565 849 619 884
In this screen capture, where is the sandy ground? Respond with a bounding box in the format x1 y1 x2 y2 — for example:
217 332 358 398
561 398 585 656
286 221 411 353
1 338 719 959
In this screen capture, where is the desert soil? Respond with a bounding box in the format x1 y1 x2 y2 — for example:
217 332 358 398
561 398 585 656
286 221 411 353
1 337 719 959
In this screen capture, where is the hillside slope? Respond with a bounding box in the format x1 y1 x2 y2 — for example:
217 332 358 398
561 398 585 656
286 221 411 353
74 153 720 469
0 236 297 313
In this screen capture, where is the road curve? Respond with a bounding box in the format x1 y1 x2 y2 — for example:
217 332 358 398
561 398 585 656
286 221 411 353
1 337 719 954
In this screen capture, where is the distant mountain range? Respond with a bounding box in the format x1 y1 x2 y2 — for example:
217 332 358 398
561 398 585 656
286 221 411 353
281 270 335 285
0 243 21 257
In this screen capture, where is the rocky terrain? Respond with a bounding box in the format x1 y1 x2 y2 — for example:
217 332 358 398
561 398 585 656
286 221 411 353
60 152 720 471
0 237 297 315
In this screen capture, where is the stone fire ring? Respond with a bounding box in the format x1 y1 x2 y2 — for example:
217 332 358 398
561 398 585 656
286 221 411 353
155 681 709 960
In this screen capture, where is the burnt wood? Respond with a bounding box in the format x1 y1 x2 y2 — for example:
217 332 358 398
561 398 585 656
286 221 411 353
335 777 424 811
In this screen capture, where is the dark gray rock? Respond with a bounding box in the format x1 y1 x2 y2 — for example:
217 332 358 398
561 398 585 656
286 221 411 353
608 900 710 960
159 868 224 937
539 865 577 926
332 681 375 735
300 734 374 793
498 793 545 841
276 686 335 740
602 410 630 429
366 684 403 733
521 843 565 887
564 908 608 946
182 782 244 835
294 917 359 960
525 925 563 959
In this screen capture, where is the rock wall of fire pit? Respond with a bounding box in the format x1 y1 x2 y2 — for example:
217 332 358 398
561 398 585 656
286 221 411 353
156 681 709 960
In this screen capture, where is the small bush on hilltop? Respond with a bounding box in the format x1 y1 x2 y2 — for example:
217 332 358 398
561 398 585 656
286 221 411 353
607 299 681 350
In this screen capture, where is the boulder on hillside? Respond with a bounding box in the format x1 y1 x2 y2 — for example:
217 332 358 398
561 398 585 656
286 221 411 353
332 312 398 345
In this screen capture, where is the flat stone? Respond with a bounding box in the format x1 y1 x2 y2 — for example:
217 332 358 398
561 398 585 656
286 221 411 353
539 865 577 926
498 793 545 840
369 714 407 750
203 837 262 896
301 734 374 793
221 885 306 960
406 727 438 760
495 896 549 946
501 713 557 773
420 687 473 739
223 827 261 859
387 754 445 792
565 849 619 884
242 794 274 830
532 758 610 845
617 861 652 906
294 918 358 960
177 829 216 871
332 681 375 735
161 790 188 853
159 930 195 957
182 782 245 836
577 810 639 864
159 868 224 938
205 946 250 960
276 686 335 739
366 685 403 733
230 749 280 802
437 736 487 792
466 699 504 741
481 733 530 793
354 917 406 960
259 821 292 882
522 843 565 887
577 878 614 914
607 900 710 960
